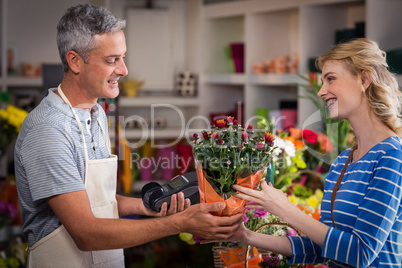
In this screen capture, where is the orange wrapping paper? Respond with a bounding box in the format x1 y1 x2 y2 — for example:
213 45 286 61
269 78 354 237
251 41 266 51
220 246 262 268
196 164 265 216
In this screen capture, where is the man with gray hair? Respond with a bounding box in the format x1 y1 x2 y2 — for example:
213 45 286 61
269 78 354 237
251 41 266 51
15 4 243 267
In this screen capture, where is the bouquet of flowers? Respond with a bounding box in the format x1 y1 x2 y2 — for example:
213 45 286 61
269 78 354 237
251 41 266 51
192 116 276 216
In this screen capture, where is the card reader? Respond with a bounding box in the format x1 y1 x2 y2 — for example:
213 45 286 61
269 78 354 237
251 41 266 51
141 171 200 212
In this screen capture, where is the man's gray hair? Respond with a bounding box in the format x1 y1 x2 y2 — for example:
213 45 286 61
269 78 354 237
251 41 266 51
57 4 126 72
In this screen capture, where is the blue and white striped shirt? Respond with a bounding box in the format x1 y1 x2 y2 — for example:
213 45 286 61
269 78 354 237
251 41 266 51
288 136 402 267
14 88 111 247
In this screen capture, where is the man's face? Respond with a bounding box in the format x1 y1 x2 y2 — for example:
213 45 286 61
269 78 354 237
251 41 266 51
79 30 128 100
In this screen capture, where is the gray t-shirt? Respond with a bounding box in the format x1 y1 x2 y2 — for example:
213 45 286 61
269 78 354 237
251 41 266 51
15 88 111 247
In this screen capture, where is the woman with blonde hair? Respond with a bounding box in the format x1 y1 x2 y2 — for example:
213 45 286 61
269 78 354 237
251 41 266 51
209 38 402 267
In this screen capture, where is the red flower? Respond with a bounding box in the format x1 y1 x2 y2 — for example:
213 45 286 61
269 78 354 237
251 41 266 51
202 131 209 140
215 119 226 128
303 129 318 144
247 124 253 131
264 132 275 145
193 133 199 139
233 119 238 126
227 116 234 124
212 132 219 140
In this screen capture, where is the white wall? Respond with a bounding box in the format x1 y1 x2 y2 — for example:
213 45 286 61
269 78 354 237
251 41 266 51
6 0 91 66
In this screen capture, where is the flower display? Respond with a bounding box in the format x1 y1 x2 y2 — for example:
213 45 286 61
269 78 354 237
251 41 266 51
0 103 28 157
271 137 306 189
284 183 323 221
192 116 276 216
278 128 332 173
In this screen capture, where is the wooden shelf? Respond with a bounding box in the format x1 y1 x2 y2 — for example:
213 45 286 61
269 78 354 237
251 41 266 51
0 76 42 87
122 127 195 140
119 96 200 108
249 74 300 86
204 74 245 85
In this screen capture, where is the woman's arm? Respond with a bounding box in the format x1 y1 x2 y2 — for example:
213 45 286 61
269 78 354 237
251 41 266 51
234 181 329 247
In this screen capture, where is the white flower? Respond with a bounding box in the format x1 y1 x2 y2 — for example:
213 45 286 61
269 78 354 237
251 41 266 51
273 138 296 166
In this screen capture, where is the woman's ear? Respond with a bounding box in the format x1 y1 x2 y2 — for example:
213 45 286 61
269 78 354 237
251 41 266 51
66 51 82 74
361 71 372 91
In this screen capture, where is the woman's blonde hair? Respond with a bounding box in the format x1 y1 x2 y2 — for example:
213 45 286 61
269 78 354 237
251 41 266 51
316 38 402 137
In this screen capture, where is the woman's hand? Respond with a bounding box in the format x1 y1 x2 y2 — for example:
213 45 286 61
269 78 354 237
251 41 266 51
233 180 293 219
200 222 249 245
141 192 191 217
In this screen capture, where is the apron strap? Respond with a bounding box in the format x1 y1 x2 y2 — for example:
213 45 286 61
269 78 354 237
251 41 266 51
330 145 357 228
57 85 112 160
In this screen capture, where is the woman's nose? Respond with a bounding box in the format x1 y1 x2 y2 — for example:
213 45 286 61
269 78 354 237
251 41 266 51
317 85 326 98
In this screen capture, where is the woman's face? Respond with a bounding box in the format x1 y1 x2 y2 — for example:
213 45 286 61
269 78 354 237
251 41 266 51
317 60 367 121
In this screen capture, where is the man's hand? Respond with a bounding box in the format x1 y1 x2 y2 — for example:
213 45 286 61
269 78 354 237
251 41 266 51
178 202 244 241
141 192 191 217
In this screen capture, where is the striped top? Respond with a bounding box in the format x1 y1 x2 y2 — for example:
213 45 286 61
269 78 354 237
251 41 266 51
14 88 111 247
287 136 402 267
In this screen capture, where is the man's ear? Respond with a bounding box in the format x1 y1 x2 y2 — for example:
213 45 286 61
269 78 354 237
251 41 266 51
66 51 82 74
361 70 372 91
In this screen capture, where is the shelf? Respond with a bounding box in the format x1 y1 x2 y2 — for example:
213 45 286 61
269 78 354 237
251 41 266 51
0 76 42 87
204 74 245 85
249 74 300 86
122 127 195 140
119 96 200 108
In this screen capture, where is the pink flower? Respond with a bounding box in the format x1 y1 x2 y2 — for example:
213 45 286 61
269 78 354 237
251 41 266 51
241 132 248 140
253 208 268 218
257 142 265 150
247 124 253 132
243 214 249 223
219 139 224 144
227 116 234 124
193 236 202 243
303 129 318 144
238 144 244 150
285 228 297 237
212 132 219 140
